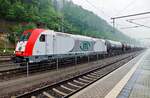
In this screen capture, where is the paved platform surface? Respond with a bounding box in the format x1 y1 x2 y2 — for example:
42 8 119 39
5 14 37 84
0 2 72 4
70 50 147 98
118 49 150 98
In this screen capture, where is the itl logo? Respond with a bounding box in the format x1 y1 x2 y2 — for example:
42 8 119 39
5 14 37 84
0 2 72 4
80 41 91 51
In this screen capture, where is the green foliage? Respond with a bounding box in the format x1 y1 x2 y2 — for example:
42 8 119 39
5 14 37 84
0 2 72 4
0 0 135 45
62 1 132 43
7 23 36 44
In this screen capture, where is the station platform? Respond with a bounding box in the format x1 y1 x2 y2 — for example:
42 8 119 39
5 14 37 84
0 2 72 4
70 49 149 98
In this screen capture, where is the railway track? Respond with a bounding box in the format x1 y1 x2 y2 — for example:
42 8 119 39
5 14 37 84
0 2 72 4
15 53 137 98
0 62 54 81
0 51 141 82
0 57 85 81
0 54 14 63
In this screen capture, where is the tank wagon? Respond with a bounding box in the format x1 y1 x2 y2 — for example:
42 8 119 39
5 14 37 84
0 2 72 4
105 40 122 53
15 29 107 63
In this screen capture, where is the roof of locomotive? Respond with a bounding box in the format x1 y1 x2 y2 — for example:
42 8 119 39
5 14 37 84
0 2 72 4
23 28 105 42
23 28 43 33
55 31 105 41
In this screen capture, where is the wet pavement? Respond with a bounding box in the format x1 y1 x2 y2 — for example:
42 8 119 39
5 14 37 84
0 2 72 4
70 50 147 98
118 49 150 98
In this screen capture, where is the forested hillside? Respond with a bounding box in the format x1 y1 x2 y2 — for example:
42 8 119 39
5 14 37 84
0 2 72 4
0 0 136 47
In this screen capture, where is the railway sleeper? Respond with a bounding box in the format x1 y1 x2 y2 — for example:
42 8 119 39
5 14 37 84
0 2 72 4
52 87 69 96
43 91 55 98
73 80 87 85
78 78 91 83
68 82 82 88
61 85 76 92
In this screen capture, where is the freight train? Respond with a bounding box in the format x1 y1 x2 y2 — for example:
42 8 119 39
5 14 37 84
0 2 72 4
14 28 142 63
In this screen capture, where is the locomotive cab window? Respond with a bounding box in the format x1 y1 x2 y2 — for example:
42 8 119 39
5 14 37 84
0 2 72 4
39 34 45 42
20 32 31 41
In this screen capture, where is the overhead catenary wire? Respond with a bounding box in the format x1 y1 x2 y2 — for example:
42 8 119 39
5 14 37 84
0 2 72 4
84 0 111 18
111 11 150 19
115 0 138 16
126 20 150 29
120 26 141 29
128 16 150 21
111 11 150 31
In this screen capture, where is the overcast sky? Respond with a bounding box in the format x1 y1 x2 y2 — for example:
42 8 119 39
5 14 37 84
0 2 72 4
71 0 150 40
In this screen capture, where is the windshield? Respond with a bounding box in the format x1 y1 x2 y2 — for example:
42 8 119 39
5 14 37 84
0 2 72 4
20 32 31 41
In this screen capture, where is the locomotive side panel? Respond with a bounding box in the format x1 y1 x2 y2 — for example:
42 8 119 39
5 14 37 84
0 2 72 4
94 39 107 53
70 40 94 53
32 33 46 55
70 35 95 54
54 35 75 54
32 30 54 55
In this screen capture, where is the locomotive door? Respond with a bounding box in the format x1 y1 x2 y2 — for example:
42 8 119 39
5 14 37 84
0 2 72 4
38 34 46 55
45 34 53 55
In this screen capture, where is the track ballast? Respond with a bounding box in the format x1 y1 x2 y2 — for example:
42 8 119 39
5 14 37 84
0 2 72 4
15 52 138 98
